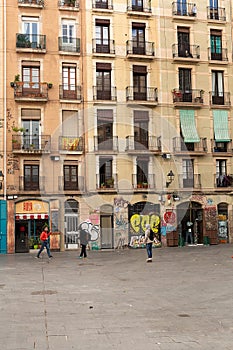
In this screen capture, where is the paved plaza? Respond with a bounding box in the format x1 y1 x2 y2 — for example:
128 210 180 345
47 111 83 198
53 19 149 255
0 244 233 350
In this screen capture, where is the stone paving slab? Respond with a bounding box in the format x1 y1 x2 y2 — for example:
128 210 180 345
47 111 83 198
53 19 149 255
0 245 233 349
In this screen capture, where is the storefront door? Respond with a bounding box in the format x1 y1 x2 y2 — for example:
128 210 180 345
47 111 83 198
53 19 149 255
100 215 113 249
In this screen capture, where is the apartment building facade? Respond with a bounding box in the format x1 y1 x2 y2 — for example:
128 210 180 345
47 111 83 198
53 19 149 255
1 0 233 253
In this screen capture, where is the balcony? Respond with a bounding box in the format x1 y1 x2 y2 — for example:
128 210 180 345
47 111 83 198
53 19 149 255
59 176 85 191
178 174 201 189
215 174 233 189
94 136 118 152
19 176 45 192
126 136 161 154
172 89 204 107
59 85 82 101
92 0 113 11
93 86 117 102
96 174 118 191
209 92 231 107
211 140 232 156
12 135 51 153
18 0 44 7
173 137 207 155
92 39 115 55
14 82 48 101
208 48 228 62
58 37 80 53
207 7 226 21
172 2 197 18
126 41 154 58
16 34 46 52
58 0 79 9
172 44 200 60
127 0 151 14
132 174 156 190
126 87 158 105
59 136 84 152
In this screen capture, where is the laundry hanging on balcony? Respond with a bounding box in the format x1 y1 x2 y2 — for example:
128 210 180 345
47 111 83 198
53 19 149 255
180 110 200 143
213 110 231 142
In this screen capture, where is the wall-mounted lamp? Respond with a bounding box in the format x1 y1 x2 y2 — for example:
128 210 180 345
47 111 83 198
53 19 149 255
0 170 4 190
166 170 174 188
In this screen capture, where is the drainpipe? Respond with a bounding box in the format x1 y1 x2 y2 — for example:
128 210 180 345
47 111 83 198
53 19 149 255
3 0 6 200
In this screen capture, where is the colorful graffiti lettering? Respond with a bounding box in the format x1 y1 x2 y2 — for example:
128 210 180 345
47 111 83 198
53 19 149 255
130 213 160 234
79 221 99 241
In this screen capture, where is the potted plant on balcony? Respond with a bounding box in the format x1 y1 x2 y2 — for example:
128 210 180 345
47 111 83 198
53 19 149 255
106 177 114 188
12 126 25 150
142 182 148 189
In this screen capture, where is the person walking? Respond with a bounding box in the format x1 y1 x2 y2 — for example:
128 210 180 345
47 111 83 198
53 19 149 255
36 226 53 259
79 228 90 259
144 224 154 262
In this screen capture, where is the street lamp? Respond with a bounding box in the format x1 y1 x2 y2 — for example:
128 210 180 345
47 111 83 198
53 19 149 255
0 170 4 190
166 170 174 188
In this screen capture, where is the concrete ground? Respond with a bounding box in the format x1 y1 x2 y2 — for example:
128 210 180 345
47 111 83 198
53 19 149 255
0 244 233 350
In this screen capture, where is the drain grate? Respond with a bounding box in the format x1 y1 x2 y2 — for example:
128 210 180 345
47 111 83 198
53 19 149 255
31 290 57 295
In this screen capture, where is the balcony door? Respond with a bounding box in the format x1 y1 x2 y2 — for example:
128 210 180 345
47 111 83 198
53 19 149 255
211 30 222 60
95 0 108 9
97 110 113 150
132 0 143 11
133 65 147 100
177 0 187 15
22 120 40 150
24 165 39 191
96 63 111 100
22 66 40 95
182 159 194 188
62 66 76 99
212 71 224 104
137 157 148 185
64 165 78 190
179 68 192 102
209 0 219 19
95 20 110 53
132 23 145 55
177 27 190 57
22 16 39 48
134 111 148 150
99 158 112 187
62 20 76 49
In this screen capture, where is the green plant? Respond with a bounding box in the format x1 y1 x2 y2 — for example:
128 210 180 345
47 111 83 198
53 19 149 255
14 74 20 82
12 126 25 133
106 177 114 187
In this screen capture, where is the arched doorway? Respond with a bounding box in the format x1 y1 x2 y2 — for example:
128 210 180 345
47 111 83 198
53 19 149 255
177 201 203 244
64 199 79 249
100 204 113 249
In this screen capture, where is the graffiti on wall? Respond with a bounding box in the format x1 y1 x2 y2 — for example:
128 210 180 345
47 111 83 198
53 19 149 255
79 220 99 241
114 197 129 247
129 213 161 248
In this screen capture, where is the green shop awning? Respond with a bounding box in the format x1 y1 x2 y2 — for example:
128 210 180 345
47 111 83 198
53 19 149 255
180 110 200 143
213 110 231 142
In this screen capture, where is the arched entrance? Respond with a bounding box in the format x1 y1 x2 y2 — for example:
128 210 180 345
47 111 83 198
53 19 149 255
177 201 203 244
64 199 79 249
100 205 113 249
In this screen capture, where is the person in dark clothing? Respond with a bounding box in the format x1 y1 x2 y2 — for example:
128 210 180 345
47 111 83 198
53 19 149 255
79 228 90 258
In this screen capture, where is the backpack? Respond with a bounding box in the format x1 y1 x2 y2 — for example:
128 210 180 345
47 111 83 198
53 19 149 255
149 229 154 241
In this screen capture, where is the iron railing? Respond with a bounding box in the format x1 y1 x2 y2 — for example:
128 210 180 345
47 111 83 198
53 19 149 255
132 174 155 189
172 2 197 16
208 47 228 61
173 137 207 153
59 136 84 151
211 140 232 154
92 0 113 10
18 0 44 6
59 176 85 191
58 37 80 53
126 87 158 102
58 0 79 8
178 174 201 189
207 6 226 21
14 82 48 99
172 89 204 104
94 136 118 151
215 174 233 188
96 174 118 189
16 33 46 50
172 44 200 59
19 176 45 191
93 86 117 101
92 39 115 54
12 135 51 152
59 85 82 100
209 91 231 106
127 0 151 13
126 40 154 56
126 136 161 152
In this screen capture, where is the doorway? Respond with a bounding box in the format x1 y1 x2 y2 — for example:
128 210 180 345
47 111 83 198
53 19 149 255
177 201 203 244
100 205 113 249
15 219 48 253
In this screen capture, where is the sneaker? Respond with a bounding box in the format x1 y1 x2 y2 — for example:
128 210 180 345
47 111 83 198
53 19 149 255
146 258 152 263
35 256 41 259
79 256 83 259
49 256 53 259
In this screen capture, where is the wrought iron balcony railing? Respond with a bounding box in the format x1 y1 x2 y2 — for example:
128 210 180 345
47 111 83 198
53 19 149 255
18 0 44 6
127 0 151 13
96 174 118 190
172 89 204 104
58 37 80 53
207 6 226 21
132 174 155 190
59 176 85 191
126 87 158 102
172 2 197 17
208 47 228 61
209 92 231 106
215 174 233 188
93 86 117 101
58 0 79 9
94 136 118 151
59 136 84 152
178 174 201 189
59 85 82 100
12 135 51 152
92 0 113 10
211 140 232 154
16 33 46 50
172 44 200 59
126 136 161 153
19 176 45 191
14 82 48 99
126 40 154 56
92 39 115 54
173 137 207 154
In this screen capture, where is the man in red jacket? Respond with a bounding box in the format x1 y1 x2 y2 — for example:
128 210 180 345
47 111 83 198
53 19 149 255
36 226 53 259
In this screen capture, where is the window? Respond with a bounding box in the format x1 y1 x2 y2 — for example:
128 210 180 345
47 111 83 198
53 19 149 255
209 0 219 19
132 23 145 55
22 65 40 94
133 65 147 100
95 0 108 9
177 0 187 16
62 110 78 137
137 157 148 185
64 200 79 245
62 65 76 99
22 16 39 48
96 63 111 100
132 0 143 11
97 110 113 150
99 158 112 187
134 111 148 149
212 71 224 104
182 159 194 187
64 165 78 190
177 27 191 58
210 30 222 60
24 164 39 190
62 20 76 46
179 68 192 102
95 20 110 53
215 159 232 187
